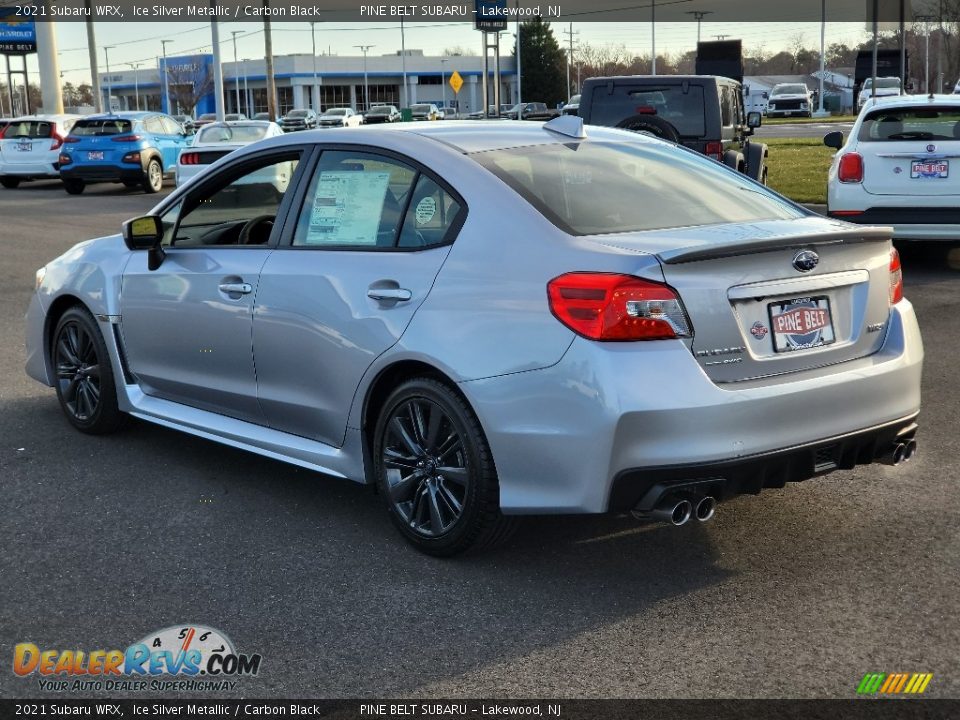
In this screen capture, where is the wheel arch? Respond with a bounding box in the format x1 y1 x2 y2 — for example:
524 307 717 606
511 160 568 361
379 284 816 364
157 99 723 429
44 294 87 366
359 359 478 484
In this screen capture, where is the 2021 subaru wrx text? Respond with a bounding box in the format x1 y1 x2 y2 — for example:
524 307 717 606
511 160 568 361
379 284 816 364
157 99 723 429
26 118 923 555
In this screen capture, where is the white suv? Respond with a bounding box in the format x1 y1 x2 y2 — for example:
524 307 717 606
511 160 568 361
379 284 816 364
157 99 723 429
857 77 902 110
0 114 79 188
825 94 960 241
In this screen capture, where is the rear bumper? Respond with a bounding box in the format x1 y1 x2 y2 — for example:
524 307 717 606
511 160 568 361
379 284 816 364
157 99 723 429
0 161 60 178
461 300 923 514
828 207 960 241
60 164 144 183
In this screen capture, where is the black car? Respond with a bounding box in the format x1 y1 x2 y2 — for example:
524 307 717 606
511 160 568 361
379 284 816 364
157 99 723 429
577 75 767 183
503 102 560 121
364 105 401 124
279 109 318 132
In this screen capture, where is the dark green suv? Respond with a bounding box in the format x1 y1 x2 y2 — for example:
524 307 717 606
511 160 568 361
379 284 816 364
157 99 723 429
578 74 768 183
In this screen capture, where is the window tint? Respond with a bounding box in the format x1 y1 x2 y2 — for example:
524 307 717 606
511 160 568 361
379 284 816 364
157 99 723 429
398 176 463 248
473 141 802 235
69 119 132 136
197 124 270 144
293 151 417 248
720 86 733 126
588 85 706 137
2 120 52 138
858 107 960 141
164 153 300 248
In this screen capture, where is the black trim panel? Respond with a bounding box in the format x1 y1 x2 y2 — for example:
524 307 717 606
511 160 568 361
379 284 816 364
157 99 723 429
607 415 919 512
829 207 960 225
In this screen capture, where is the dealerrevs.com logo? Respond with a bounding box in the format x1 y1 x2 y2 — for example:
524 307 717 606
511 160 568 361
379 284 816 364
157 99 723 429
13 625 262 692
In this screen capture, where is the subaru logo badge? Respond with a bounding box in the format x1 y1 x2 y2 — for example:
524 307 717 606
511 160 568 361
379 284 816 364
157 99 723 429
793 250 819 273
927 143 936 153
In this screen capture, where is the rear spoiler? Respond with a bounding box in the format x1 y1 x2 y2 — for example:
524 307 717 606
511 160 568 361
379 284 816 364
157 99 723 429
657 226 892 264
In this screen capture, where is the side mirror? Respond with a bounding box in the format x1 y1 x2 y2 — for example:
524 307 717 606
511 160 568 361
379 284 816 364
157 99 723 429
747 111 762 129
823 131 844 150
122 215 162 250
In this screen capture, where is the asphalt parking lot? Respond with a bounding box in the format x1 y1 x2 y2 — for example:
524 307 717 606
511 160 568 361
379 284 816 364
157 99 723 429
1 179 959 699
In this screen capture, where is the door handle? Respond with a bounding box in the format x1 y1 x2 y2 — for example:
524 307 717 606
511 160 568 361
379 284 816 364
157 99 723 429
219 282 252 294
367 288 412 302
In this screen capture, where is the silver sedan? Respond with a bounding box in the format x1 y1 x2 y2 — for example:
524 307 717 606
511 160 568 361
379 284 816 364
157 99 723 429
25 118 923 555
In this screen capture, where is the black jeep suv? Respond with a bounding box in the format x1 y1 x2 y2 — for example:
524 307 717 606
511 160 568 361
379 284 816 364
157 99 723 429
577 75 768 183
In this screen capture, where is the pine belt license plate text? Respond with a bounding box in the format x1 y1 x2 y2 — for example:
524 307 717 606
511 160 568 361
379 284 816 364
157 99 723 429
911 159 948 179
87 151 104 161
768 296 835 353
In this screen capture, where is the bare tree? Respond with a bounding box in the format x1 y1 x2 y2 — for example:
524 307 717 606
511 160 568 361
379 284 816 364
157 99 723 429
165 61 215 116
441 45 477 57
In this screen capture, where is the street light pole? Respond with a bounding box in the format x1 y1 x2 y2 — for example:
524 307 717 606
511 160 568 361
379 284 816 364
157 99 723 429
310 22 318 110
441 57 447 110
160 39 172 114
128 63 140 110
353 45 374 112
103 46 114 112
231 31 243 115
686 10 712 45
242 58 249 116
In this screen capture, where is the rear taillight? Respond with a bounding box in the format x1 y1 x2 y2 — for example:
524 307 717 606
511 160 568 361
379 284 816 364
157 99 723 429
838 152 863 183
62 136 81 143
704 141 723 161
889 247 903 304
121 151 141 164
547 272 692 341
49 132 63 151
180 152 200 165
58 153 71 165
111 134 142 143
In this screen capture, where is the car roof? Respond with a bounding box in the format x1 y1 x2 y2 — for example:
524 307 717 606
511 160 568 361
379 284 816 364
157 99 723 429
198 120 275 129
79 112 154 121
243 119 648 155
860 94 960 111
6 114 81 122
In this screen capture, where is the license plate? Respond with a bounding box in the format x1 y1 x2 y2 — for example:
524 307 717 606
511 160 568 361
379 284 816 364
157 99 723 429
911 160 948 179
15 141 32 152
768 296 836 353
87 151 104 161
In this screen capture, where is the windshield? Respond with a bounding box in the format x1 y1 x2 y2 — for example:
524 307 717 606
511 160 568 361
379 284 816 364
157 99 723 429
325 109 347 116
858 107 960 141
864 78 900 90
772 84 808 95
199 114 217 121
197 124 269 144
70 118 132 136
569 95 580 104
588 85 707 137
411 105 430 112
287 110 308 118
369 106 391 114
472 141 801 235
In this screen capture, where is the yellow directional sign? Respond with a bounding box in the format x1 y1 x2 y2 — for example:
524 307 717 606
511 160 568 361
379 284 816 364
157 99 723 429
449 71 463 95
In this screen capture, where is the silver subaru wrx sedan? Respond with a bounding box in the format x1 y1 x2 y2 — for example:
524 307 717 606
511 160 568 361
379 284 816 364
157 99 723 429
25 118 923 555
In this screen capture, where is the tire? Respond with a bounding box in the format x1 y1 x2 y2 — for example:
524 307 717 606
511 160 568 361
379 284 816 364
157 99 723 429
373 377 516 556
0 177 20 189
615 114 681 143
51 307 126 435
63 179 85 195
142 158 163 193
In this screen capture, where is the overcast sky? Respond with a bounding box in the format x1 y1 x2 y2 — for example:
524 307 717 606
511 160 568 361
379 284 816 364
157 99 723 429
33 20 878 85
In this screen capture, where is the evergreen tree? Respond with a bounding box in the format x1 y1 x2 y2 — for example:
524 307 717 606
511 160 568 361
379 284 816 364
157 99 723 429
515 17 567 107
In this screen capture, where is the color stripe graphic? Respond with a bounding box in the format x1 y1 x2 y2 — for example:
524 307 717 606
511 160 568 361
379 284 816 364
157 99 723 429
857 673 933 695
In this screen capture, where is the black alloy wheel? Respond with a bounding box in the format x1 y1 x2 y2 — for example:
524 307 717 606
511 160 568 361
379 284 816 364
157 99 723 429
374 378 516 556
52 307 125 434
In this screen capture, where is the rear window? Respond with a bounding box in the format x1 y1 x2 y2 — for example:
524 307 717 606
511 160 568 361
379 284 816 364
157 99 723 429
2 120 53 138
70 119 132 136
587 85 706 137
473 140 801 236
197 125 270 144
858 107 960 141
864 78 900 89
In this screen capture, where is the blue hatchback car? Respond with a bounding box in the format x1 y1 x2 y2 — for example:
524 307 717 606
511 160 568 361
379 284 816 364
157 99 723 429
58 112 190 194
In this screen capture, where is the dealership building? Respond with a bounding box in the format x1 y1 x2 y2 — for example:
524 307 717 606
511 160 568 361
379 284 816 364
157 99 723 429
99 50 519 117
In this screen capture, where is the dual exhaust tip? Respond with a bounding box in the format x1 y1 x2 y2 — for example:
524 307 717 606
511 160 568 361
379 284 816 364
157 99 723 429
640 494 716 526
882 438 918 466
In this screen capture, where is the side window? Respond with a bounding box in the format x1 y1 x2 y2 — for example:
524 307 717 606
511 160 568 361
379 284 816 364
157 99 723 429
163 153 300 248
293 151 417 248
161 117 182 135
143 117 165 135
719 86 733 127
398 176 463 248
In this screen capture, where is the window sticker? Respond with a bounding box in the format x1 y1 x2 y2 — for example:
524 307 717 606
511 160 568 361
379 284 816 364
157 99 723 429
305 171 390 245
415 196 437 225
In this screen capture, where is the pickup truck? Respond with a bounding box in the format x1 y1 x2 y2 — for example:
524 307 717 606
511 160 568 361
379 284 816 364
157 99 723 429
504 102 560 121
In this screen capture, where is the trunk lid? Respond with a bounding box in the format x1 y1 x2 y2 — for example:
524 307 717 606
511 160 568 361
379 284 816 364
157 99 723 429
861 139 960 196
588 217 895 383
